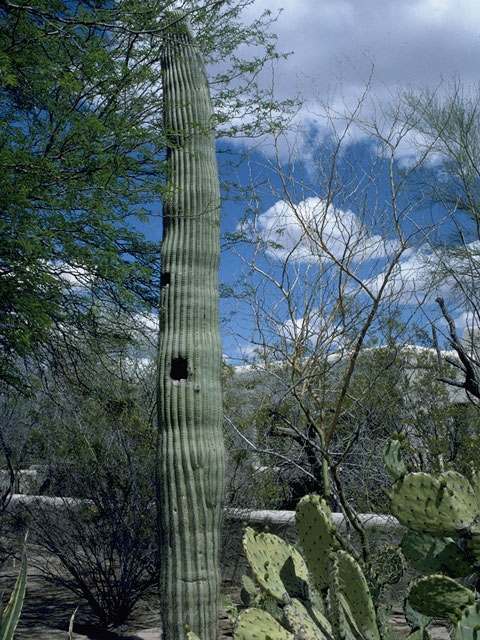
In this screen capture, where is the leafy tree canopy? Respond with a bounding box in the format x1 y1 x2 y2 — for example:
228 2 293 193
0 0 286 390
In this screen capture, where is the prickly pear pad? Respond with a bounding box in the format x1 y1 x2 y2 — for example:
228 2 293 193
336 550 380 640
470 470 480 511
404 598 432 631
243 527 309 602
407 574 475 618
383 437 407 480
465 522 480 566
296 495 335 591
284 598 333 640
234 608 294 640
390 472 478 536
453 602 480 640
401 530 472 577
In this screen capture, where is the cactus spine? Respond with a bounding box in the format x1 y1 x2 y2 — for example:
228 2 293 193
157 14 225 640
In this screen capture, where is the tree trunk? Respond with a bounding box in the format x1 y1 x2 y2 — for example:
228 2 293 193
157 15 225 640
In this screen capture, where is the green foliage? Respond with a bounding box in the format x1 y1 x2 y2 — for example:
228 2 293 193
8 311 159 628
0 544 27 640
0 0 290 391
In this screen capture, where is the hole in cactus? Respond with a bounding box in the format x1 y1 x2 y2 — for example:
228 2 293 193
161 272 171 287
170 357 189 384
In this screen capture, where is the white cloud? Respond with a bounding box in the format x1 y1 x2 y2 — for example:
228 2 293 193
134 311 159 335
361 241 480 307
247 0 480 98
249 197 399 264
232 0 480 157
50 262 93 290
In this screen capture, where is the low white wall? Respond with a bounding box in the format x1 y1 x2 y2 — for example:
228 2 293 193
225 508 398 530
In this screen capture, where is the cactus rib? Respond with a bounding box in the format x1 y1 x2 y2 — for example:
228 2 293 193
157 13 225 640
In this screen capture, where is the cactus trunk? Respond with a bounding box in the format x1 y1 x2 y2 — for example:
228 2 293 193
157 16 225 640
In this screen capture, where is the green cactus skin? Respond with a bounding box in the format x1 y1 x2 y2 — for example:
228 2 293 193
465 523 480 566
335 550 380 640
470 470 480 511
284 598 333 639
157 14 225 640
390 471 478 537
242 527 309 602
383 437 407 480
296 494 335 592
234 608 294 640
328 554 362 640
403 598 432 633
401 530 472 577
407 574 475 618
454 603 480 640
240 574 259 606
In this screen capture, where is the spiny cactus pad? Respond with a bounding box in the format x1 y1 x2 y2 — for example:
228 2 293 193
234 608 294 640
243 527 309 602
390 471 478 536
296 494 335 591
284 598 333 640
404 598 432 632
401 530 472 577
453 602 480 640
407 574 475 618
465 523 480 566
335 550 380 640
383 437 407 480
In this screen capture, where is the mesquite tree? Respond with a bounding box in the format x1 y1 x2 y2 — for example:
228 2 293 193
157 15 225 640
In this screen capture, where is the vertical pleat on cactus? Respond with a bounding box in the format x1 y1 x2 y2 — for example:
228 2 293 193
157 13 225 640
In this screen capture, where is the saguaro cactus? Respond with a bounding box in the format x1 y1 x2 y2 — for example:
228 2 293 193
157 14 225 640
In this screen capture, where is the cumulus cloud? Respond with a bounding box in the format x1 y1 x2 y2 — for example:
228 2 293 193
249 197 399 265
246 0 480 102
361 241 480 307
233 0 480 158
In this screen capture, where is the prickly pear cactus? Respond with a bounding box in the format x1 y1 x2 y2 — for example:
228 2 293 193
383 434 408 480
242 527 309 602
384 435 480 634
407 575 475 618
235 496 382 640
234 608 294 640
335 550 380 640
401 530 471 577
157 13 225 640
453 602 480 640
389 471 478 537
296 494 335 592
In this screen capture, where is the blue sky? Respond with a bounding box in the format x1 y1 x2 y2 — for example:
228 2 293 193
132 1 480 361
204 0 480 362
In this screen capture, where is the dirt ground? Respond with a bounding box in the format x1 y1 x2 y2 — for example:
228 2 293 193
1 561 235 640
1 560 450 640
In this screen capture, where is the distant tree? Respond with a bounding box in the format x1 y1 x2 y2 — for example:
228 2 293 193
398 81 480 401
222 79 469 558
10 309 158 628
